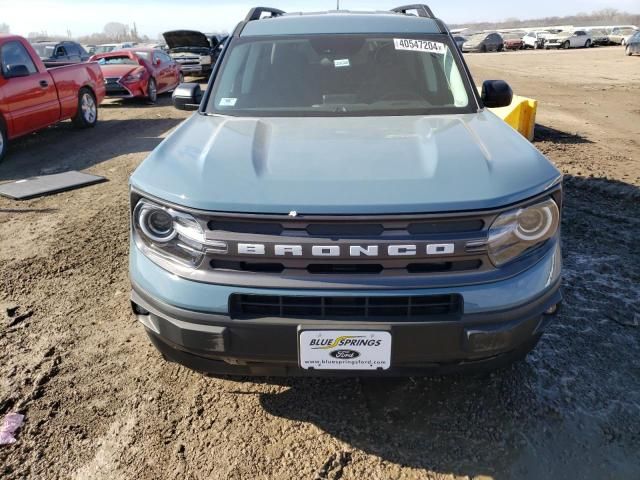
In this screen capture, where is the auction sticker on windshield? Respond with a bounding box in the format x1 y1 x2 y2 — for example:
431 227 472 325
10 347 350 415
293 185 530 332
299 330 392 370
394 38 446 54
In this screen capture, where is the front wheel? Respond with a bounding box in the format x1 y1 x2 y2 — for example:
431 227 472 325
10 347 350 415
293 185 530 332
627 47 633 56
585 40 592 48
562 41 570 49
72 88 98 129
147 78 158 104
0 123 7 162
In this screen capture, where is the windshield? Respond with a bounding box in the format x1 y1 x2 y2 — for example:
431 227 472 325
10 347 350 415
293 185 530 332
97 55 138 65
31 44 55 58
503 33 522 40
207 34 473 117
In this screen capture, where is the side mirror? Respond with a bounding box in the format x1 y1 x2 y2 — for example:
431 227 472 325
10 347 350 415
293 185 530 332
172 83 202 111
4 64 31 78
481 80 513 108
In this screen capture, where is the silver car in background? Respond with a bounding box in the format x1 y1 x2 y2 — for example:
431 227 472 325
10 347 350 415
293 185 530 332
608 27 637 45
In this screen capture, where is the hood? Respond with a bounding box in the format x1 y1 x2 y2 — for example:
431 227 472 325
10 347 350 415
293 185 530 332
163 30 211 49
131 112 561 215
99 64 141 78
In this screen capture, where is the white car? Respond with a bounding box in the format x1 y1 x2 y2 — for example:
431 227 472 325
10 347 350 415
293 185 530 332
608 27 638 45
94 42 136 54
523 31 551 49
545 30 592 49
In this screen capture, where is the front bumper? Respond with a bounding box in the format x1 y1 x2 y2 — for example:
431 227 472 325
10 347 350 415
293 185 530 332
105 81 147 99
130 239 562 376
177 63 212 74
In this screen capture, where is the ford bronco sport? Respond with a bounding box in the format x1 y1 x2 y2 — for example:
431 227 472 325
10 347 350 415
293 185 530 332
129 5 563 376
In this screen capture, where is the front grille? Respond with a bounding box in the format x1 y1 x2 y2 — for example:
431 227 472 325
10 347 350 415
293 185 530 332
230 294 463 320
106 85 129 95
104 78 128 95
200 210 496 284
208 218 484 237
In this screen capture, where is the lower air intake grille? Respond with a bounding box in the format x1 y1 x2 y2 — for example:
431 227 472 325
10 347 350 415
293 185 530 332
229 294 463 320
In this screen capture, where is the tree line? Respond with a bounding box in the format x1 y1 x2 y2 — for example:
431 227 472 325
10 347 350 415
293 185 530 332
23 22 151 45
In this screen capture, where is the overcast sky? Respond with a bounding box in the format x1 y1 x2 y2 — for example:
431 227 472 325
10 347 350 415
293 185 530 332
1 0 638 38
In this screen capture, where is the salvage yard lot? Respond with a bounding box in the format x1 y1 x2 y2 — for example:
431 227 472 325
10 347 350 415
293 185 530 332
1 47 639 479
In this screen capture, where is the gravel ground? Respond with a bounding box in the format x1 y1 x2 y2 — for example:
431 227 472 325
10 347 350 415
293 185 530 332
1 46 639 480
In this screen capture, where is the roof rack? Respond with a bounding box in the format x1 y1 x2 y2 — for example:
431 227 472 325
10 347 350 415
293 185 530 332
391 4 435 19
245 7 285 22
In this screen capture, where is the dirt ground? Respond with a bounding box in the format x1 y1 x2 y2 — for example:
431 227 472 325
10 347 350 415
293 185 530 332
1 46 639 480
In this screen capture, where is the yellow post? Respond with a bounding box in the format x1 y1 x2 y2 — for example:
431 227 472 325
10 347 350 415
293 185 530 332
490 96 538 141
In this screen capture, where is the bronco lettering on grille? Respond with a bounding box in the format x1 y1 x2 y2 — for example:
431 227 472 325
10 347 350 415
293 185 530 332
236 243 455 257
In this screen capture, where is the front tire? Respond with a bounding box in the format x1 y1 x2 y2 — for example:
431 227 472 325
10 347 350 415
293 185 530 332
147 78 158 104
72 88 98 129
627 47 633 56
562 41 570 50
585 40 592 48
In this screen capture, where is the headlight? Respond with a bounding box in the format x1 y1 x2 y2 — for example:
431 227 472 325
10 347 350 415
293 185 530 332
200 56 212 65
123 70 145 83
133 199 207 268
487 198 560 267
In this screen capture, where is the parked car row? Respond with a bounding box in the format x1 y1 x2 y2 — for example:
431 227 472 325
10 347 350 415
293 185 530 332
458 26 638 53
0 34 105 161
0 30 202 162
21 29 229 107
29 29 228 77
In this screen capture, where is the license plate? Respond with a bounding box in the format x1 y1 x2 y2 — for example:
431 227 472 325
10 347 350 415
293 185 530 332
299 330 392 371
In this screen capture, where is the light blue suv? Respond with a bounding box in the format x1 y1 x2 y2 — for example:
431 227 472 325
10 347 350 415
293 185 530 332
129 5 563 376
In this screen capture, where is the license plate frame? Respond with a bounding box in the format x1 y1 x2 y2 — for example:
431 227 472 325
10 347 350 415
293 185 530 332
298 330 392 371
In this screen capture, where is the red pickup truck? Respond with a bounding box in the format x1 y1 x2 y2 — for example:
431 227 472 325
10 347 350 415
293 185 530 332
0 34 106 161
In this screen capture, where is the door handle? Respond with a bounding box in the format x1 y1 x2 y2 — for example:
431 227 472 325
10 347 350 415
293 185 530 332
39 80 49 88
